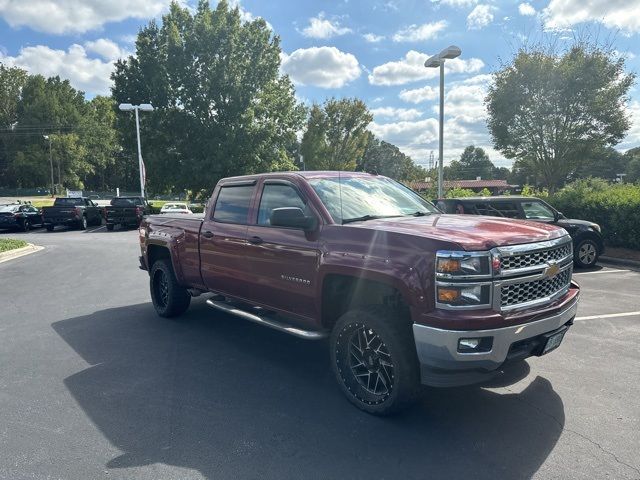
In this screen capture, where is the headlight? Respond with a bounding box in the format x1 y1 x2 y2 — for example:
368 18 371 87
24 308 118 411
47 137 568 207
436 284 492 307
436 251 491 278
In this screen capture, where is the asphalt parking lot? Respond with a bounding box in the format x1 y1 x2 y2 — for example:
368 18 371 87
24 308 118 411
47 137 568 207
1 227 639 480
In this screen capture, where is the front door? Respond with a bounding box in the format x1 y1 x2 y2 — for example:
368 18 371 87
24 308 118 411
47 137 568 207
200 182 255 299
244 180 321 321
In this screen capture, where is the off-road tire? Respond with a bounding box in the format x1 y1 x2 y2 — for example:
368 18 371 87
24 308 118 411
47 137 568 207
574 238 598 268
150 259 191 318
79 216 87 230
330 305 420 415
106 223 114 231
46 225 54 232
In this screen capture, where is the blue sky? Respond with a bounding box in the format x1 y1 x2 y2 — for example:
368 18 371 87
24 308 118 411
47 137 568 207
1 0 639 169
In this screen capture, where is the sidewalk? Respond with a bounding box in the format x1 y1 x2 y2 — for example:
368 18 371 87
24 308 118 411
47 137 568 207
600 246 640 269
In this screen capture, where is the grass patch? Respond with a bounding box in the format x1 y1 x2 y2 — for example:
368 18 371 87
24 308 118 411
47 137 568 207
30 198 55 208
0 238 28 253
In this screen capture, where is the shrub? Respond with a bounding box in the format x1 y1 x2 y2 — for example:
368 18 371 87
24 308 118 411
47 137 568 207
546 179 640 249
445 187 476 198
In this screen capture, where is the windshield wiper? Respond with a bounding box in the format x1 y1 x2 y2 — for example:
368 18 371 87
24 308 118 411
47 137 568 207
342 214 401 224
408 211 431 217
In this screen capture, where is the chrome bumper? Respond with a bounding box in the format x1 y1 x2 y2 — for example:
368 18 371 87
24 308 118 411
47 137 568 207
413 296 579 387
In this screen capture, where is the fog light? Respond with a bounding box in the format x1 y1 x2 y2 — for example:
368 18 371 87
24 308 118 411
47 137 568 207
459 338 480 350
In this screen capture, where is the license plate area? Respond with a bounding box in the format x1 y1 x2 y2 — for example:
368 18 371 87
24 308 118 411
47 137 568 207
541 326 568 355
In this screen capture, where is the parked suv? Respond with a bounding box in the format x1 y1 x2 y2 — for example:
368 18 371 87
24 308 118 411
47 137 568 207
138 173 579 414
436 196 604 268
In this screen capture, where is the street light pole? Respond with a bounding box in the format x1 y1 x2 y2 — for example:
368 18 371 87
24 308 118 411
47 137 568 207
425 45 462 198
43 135 54 196
118 103 154 198
438 61 445 199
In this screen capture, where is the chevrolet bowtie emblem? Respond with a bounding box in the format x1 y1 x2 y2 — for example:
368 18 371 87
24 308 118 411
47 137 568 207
543 262 560 279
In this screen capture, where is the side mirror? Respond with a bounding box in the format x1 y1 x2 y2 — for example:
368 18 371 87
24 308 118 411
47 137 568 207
270 207 316 230
555 211 564 221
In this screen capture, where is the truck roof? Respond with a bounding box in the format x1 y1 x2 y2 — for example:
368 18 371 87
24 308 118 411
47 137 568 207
219 171 379 184
440 196 539 202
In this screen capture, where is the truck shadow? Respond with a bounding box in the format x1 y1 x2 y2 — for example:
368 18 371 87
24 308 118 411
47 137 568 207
52 300 565 480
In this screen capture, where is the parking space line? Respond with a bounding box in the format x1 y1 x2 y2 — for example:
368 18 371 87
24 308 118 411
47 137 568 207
575 311 640 321
85 226 106 233
573 268 630 275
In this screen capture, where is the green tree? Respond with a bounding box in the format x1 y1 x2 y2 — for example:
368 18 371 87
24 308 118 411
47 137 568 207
300 98 372 171
486 43 635 192
111 0 304 195
0 64 28 184
359 133 427 180
624 147 640 182
446 145 495 180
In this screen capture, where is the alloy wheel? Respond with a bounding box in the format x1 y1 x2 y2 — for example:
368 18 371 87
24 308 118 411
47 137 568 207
579 242 597 265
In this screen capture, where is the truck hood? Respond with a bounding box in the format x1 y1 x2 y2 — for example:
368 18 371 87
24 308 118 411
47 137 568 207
350 214 567 251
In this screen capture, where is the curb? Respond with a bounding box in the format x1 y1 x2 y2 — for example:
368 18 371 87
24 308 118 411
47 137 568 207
0 243 44 264
599 255 640 270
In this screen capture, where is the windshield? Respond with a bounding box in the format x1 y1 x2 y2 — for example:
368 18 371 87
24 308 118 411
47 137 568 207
54 198 84 206
111 197 142 206
308 176 438 224
0 205 19 213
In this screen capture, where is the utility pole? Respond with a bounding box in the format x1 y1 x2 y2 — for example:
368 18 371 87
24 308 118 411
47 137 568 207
118 103 154 198
43 135 54 196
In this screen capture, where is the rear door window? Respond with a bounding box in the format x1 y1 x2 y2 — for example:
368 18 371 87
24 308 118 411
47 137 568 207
477 202 520 218
213 185 254 224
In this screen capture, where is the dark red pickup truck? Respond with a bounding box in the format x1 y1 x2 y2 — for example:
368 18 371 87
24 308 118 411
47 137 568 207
139 172 580 414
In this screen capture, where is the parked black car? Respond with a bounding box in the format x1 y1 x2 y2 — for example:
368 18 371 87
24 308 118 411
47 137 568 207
0 203 44 231
436 196 604 268
104 196 151 231
42 197 102 231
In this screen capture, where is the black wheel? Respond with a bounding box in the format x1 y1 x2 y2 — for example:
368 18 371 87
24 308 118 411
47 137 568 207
330 306 420 415
46 225 54 232
21 219 30 232
150 259 191 318
574 238 599 268
78 216 87 230
106 223 114 231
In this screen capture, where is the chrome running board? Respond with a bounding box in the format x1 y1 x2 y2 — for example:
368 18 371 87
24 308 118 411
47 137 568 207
206 298 328 340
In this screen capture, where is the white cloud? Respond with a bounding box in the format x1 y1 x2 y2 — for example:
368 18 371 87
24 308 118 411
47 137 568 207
399 85 439 103
518 3 536 16
84 39 129 61
431 0 478 7
467 4 496 30
281 47 361 88
544 0 640 34
392 20 447 42
363 33 385 43
370 107 423 121
368 50 484 86
300 12 352 39
0 44 115 95
0 0 169 34
369 74 499 165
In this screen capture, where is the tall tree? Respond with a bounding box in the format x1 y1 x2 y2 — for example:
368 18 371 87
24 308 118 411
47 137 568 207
0 64 28 184
112 0 305 195
486 43 635 191
359 133 427 180
445 145 496 180
300 98 372 171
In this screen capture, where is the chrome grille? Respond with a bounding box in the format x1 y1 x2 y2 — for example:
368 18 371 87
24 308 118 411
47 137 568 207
500 242 572 271
501 267 572 308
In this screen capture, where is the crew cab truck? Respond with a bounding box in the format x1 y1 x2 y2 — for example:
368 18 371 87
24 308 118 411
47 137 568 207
42 197 102 231
139 172 580 415
104 196 150 231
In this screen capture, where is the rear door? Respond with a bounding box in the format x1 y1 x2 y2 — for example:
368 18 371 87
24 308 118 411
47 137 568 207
243 179 321 321
199 181 255 299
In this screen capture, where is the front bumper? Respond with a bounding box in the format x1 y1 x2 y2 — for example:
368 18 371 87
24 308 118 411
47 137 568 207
413 294 579 387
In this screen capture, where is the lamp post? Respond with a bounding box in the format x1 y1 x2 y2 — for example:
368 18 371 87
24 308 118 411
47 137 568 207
43 135 54 196
118 103 154 198
424 45 461 198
